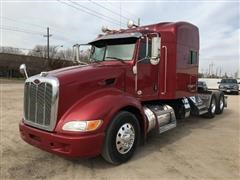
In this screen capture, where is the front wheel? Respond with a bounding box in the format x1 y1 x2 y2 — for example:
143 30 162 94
102 111 140 164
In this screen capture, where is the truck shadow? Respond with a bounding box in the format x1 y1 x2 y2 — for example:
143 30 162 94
132 108 232 162
66 108 232 168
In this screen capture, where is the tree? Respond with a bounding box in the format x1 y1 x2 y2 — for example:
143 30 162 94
56 48 74 60
28 45 61 59
79 49 91 62
234 70 239 79
28 45 47 58
0 46 23 55
198 73 204 78
223 72 228 79
28 45 90 62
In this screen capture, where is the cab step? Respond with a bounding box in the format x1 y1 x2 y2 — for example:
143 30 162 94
188 96 208 116
159 121 177 134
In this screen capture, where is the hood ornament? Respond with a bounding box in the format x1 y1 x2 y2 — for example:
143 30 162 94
40 72 48 77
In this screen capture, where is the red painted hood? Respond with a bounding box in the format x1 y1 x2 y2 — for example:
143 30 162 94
49 63 126 85
48 62 128 119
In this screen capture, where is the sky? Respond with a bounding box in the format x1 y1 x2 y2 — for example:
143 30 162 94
0 0 239 76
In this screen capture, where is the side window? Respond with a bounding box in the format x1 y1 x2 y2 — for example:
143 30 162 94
188 50 198 64
91 46 105 61
138 39 152 63
139 42 147 60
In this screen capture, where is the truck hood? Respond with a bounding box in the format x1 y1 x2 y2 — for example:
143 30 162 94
48 63 127 119
49 63 128 85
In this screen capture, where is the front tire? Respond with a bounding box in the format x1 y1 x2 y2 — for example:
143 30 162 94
102 111 140 164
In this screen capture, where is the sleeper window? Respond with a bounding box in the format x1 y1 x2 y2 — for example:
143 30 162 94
188 51 198 64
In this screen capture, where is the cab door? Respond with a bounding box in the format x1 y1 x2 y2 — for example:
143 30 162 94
135 36 159 100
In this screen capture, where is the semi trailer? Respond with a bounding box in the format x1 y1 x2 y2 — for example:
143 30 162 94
19 21 227 164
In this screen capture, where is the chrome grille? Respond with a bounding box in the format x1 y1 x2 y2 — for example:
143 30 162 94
23 75 59 131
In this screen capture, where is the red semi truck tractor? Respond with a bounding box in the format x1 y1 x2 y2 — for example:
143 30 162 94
19 21 227 164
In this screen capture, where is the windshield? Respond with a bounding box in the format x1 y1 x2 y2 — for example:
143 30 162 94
90 38 136 62
221 79 238 84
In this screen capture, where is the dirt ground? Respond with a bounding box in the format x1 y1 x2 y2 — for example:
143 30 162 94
0 79 239 180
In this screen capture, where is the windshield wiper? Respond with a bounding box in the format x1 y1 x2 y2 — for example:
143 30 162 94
105 56 126 63
75 60 89 65
88 58 103 64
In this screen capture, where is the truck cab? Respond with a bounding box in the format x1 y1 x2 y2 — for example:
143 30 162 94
19 21 227 164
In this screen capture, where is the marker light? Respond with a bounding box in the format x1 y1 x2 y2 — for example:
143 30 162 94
102 26 111 33
62 120 102 132
127 19 139 28
127 20 134 28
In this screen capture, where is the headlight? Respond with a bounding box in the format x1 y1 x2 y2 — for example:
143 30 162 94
62 120 102 132
219 85 224 89
234 85 238 89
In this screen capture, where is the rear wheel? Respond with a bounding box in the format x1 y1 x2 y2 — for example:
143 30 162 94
216 94 224 114
102 111 140 164
204 95 216 118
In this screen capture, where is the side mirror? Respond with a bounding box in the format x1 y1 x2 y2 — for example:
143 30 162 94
150 36 160 65
73 44 91 64
19 64 28 79
217 82 220 84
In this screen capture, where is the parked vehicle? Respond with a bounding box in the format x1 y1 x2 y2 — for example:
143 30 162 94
218 78 239 95
198 81 208 92
19 21 227 164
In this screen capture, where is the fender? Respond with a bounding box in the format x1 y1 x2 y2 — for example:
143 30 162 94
55 87 146 135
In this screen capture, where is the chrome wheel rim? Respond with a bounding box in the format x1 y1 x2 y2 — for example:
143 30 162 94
220 97 224 110
116 123 135 154
211 98 216 114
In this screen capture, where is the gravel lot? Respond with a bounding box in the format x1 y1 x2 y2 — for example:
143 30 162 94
0 79 239 180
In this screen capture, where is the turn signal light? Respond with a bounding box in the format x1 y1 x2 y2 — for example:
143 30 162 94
62 120 103 132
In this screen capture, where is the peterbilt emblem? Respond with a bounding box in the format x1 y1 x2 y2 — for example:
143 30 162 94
33 79 41 85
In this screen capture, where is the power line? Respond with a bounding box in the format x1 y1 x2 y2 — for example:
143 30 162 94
87 0 129 22
57 0 120 26
1 19 77 42
104 0 139 22
0 25 76 48
52 35 76 45
0 26 43 36
0 16 45 29
1 16 76 42
68 0 121 25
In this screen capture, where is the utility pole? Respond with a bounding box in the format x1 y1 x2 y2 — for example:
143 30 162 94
138 18 140 26
43 27 52 59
